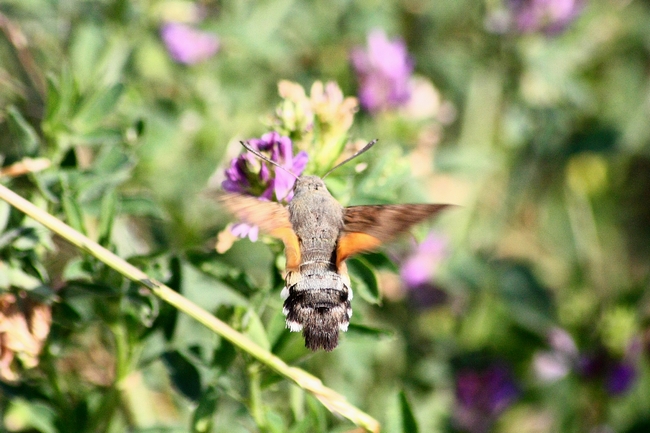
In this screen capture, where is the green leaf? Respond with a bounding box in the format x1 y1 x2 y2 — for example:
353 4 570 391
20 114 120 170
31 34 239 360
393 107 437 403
212 338 237 371
120 195 164 218
126 283 159 327
70 24 105 90
93 143 133 173
362 251 399 272
160 256 182 341
72 128 124 147
6 265 42 290
4 399 57 433
242 308 271 351
62 257 92 281
43 74 62 128
347 323 394 339
72 83 124 133
98 188 118 246
0 222 41 252
191 387 219 433
11 227 39 251
43 67 77 143
496 261 556 333
61 189 86 234
162 350 203 402
7 106 40 155
399 391 419 433
264 408 287 433
347 257 381 305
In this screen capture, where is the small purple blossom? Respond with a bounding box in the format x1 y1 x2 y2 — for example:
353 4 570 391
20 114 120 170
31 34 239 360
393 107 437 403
506 0 583 34
400 232 448 308
230 223 259 242
222 132 308 201
351 29 414 113
548 327 579 355
534 351 572 382
578 347 637 396
400 232 447 288
454 364 519 433
222 132 308 241
161 22 219 64
605 362 636 395
533 327 578 382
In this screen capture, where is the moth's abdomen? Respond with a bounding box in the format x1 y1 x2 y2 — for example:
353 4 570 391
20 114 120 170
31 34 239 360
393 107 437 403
282 270 352 351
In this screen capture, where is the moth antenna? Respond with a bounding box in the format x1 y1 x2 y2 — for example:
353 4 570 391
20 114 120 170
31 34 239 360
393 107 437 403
240 141 300 180
322 139 378 179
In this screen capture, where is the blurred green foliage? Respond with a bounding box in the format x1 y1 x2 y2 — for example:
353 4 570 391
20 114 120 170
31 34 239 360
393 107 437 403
1 0 650 432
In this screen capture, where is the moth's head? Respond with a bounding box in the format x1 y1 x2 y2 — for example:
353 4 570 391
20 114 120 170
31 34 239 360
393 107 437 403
293 175 328 196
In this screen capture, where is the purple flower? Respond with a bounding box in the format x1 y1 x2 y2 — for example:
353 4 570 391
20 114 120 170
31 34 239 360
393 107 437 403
230 223 259 242
223 132 308 201
399 232 448 308
605 362 636 395
454 364 519 433
506 0 583 34
351 29 414 113
578 347 637 396
400 232 447 288
222 132 308 240
533 327 578 382
161 22 219 64
532 329 639 396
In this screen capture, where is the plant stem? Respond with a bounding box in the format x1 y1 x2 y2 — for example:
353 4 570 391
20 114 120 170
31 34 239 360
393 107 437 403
0 184 381 433
248 363 266 430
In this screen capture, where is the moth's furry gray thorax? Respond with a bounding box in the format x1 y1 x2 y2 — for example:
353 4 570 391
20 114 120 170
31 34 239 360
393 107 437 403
288 176 344 273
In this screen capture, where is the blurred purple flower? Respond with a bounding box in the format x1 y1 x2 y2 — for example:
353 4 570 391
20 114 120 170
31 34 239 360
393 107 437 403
605 363 636 395
548 327 579 355
578 347 637 396
454 364 519 433
532 329 639 396
222 132 308 241
161 22 219 64
506 0 583 34
400 232 447 288
400 232 448 308
230 223 259 242
351 29 414 113
533 327 578 382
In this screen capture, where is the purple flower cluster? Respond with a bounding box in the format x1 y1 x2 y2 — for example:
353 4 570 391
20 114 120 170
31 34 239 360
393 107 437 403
533 328 639 396
454 364 520 433
351 29 414 114
507 0 583 34
222 132 308 241
223 132 308 201
161 22 219 64
578 348 637 396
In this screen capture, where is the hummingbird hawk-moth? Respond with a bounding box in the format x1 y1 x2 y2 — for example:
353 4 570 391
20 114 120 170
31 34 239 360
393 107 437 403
218 140 451 351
